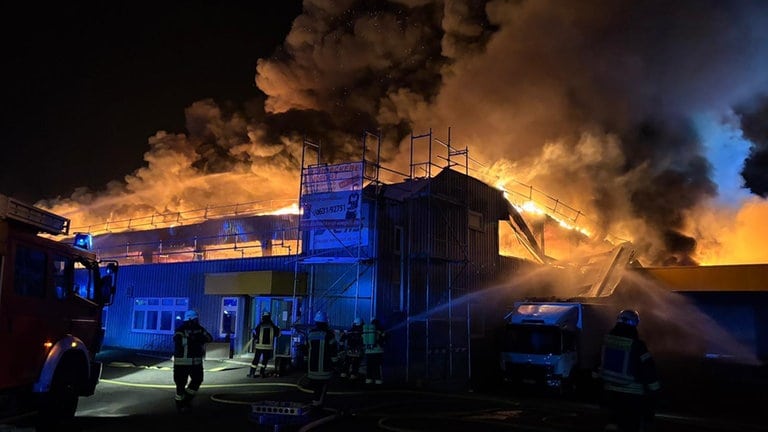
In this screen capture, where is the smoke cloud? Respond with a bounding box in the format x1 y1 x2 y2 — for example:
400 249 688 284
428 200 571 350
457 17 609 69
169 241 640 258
736 95 768 197
44 0 768 265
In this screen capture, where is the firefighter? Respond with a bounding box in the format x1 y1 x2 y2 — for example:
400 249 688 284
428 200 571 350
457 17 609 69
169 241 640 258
173 309 213 412
598 309 661 432
306 311 338 407
249 311 280 378
339 317 364 380
273 329 293 377
363 317 387 385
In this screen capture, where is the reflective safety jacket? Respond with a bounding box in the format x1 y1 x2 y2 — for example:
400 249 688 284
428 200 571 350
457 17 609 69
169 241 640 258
274 333 292 358
599 326 661 396
173 321 214 366
253 319 280 351
307 325 338 380
340 324 364 357
362 323 386 355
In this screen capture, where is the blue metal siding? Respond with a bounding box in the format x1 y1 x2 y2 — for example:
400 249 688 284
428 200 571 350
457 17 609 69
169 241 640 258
103 256 296 352
309 263 374 329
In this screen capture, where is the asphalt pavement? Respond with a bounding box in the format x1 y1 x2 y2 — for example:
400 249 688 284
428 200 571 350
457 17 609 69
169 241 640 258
2 349 764 432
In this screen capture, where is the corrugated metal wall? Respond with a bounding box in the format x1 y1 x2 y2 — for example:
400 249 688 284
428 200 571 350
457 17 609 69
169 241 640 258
309 263 374 329
104 256 296 353
375 168 512 384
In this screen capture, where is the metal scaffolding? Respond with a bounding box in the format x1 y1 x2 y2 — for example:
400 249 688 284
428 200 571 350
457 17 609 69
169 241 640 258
405 127 474 384
291 127 490 386
292 133 383 327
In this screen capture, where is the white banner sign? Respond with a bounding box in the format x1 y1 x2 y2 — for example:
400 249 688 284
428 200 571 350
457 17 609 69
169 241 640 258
309 227 369 250
303 162 363 194
302 191 361 229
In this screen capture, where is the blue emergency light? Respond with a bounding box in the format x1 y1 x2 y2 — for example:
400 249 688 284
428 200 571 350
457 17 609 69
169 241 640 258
73 233 93 250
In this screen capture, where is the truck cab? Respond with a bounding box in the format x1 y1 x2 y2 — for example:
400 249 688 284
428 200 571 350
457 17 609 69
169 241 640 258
0 194 117 424
500 302 581 391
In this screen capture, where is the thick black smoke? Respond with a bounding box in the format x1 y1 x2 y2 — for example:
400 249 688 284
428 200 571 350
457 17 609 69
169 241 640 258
621 118 717 265
737 95 768 197
46 0 768 265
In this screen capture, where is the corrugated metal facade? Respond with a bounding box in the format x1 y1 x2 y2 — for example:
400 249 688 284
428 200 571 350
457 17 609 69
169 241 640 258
626 266 768 361
373 168 513 384
309 263 374 328
103 256 297 354
679 292 768 360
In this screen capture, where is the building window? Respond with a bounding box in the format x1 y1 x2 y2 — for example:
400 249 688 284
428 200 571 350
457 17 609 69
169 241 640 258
393 225 403 255
468 210 483 232
132 297 189 334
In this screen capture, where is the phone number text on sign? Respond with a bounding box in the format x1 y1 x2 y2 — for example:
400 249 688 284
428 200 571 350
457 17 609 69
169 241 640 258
313 204 345 217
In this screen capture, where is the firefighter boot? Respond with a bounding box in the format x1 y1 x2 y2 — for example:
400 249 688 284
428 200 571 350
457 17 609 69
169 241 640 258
247 366 255 378
175 394 189 413
260 366 266 378
183 388 197 408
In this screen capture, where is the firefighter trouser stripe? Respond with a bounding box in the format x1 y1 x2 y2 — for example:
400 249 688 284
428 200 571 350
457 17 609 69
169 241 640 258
605 382 644 395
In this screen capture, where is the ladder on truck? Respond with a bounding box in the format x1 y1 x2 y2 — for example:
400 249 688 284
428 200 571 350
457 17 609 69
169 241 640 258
0 194 70 235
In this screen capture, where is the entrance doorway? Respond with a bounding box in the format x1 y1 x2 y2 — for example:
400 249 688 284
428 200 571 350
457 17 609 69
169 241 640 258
251 297 299 332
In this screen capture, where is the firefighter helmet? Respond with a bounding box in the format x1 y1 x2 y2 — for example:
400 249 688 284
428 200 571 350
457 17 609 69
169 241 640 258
184 309 199 321
314 311 328 324
617 309 640 327
353 317 362 326
262 311 271 318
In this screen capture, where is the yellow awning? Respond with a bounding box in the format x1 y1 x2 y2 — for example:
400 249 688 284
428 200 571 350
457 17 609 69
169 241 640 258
204 271 307 296
634 264 768 292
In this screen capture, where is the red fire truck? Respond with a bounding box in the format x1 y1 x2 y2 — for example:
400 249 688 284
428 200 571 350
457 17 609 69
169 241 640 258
0 194 117 425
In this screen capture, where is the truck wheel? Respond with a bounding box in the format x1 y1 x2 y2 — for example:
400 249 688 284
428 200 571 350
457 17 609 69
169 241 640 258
37 364 80 430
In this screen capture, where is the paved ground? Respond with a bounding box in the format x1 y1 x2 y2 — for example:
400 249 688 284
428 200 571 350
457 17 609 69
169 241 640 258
2 349 765 431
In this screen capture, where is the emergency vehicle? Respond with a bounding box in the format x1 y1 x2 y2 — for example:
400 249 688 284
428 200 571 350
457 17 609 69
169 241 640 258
500 301 615 391
0 194 117 424
499 243 636 392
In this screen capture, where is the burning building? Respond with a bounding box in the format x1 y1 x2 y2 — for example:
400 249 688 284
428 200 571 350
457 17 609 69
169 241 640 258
86 132 768 388
94 132 533 385
34 1 768 387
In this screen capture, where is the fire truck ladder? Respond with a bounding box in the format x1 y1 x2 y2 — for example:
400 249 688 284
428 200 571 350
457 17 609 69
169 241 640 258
0 194 70 235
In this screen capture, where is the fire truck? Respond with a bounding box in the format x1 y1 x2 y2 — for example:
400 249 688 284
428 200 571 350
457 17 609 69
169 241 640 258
0 194 117 425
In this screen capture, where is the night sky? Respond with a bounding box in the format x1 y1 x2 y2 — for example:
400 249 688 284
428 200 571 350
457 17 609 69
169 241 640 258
2 1 768 265
1 2 302 203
